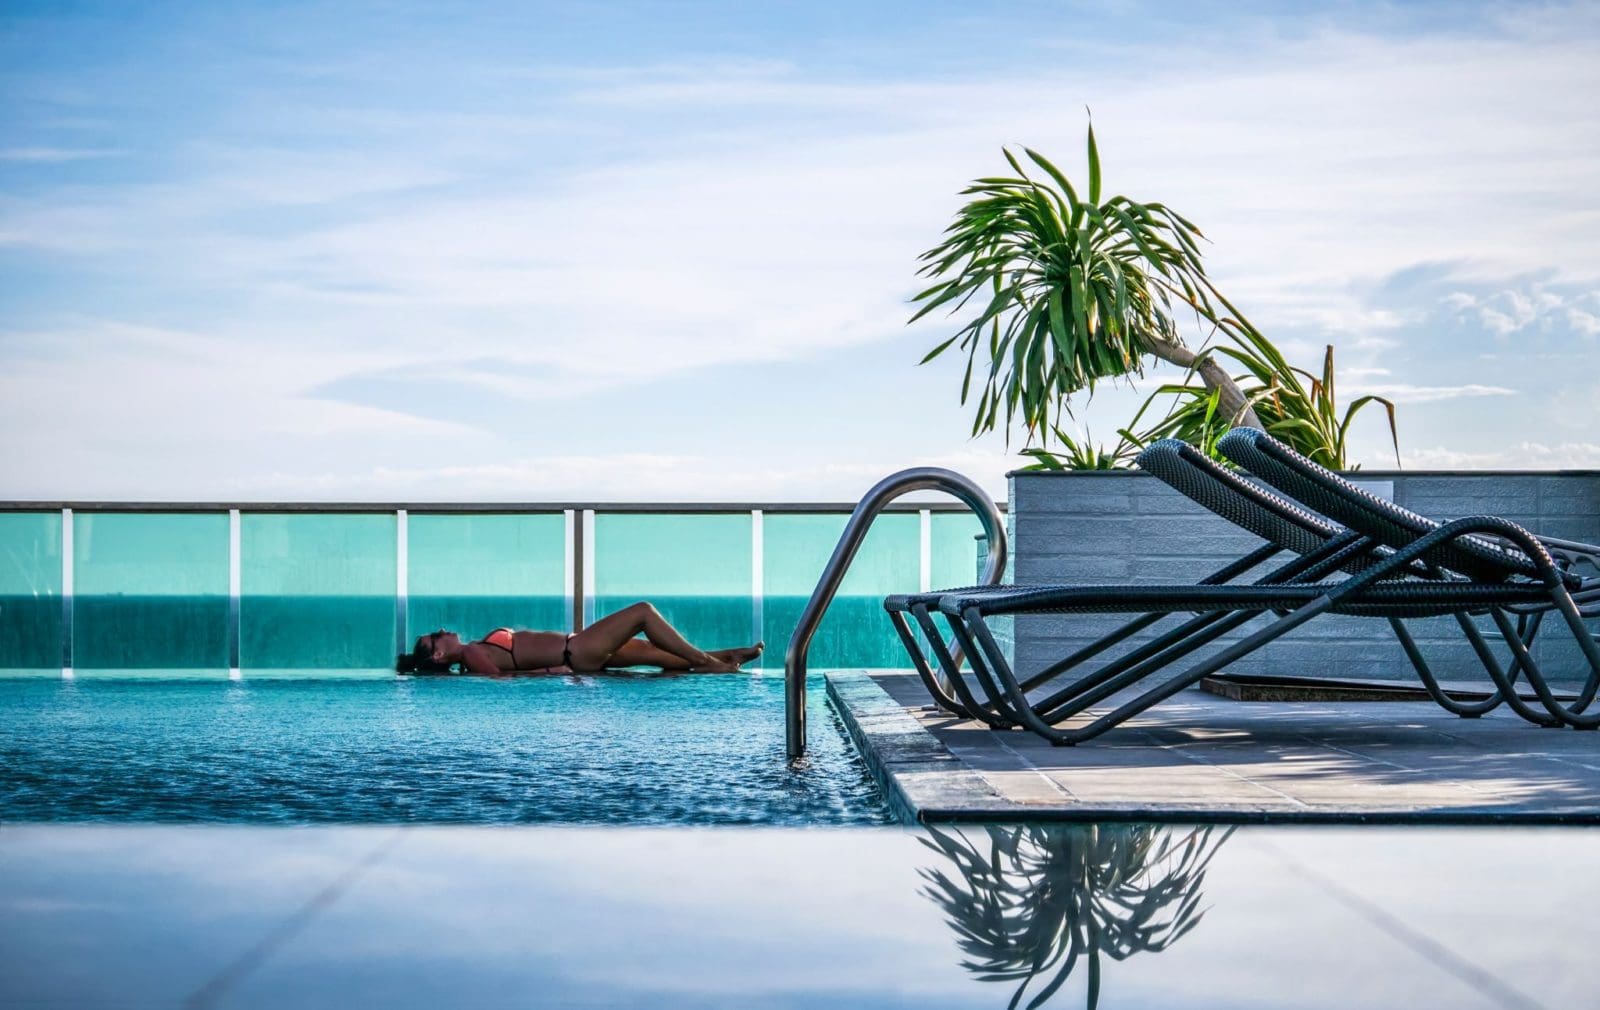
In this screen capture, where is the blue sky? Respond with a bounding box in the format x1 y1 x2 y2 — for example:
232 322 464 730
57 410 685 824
2 0 1597 501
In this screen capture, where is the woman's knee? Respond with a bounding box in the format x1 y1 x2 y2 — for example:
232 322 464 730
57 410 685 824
628 601 660 619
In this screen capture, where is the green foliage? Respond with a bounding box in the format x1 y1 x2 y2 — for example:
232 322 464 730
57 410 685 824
1127 343 1399 470
912 121 1215 444
1017 428 1138 471
914 120 1402 470
1123 384 1232 461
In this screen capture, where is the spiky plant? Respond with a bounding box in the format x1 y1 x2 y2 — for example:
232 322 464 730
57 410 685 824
912 121 1259 450
1126 343 1399 470
1017 427 1139 471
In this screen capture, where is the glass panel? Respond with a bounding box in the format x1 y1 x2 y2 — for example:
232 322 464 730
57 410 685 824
762 513 919 669
241 514 396 671
407 513 567 645
931 511 987 589
73 513 230 674
0 512 62 673
592 514 752 656
928 510 1000 667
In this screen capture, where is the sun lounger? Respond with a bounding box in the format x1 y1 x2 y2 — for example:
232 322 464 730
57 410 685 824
890 435 1598 743
1218 427 1600 728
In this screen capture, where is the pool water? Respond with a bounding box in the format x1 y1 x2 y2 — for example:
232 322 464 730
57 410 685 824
0 675 892 825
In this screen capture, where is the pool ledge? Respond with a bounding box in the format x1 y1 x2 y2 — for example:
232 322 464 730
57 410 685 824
826 670 1600 825
827 670 1016 825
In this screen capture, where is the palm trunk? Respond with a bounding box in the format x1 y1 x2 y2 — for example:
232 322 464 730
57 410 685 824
1144 337 1263 430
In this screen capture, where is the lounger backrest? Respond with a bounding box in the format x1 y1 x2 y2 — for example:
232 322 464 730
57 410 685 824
1217 427 1574 588
1135 439 1341 560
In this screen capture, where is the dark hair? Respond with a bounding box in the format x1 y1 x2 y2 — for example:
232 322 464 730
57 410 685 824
395 632 454 675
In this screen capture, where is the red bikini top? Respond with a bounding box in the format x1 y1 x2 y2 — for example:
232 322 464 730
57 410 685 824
484 628 515 652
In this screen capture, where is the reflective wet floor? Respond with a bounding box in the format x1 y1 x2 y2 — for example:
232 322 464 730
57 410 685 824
2 824 1593 1009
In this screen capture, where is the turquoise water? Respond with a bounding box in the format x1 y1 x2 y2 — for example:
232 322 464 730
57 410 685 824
0 676 891 825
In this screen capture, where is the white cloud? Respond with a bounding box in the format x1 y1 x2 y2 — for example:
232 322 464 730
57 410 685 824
3 8 1599 497
218 446 1017 503
1439 280 1600 339
1350 383 1516 403
1405 442 1600 469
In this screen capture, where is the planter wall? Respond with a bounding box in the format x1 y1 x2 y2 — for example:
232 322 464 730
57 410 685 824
1008 469 1600 685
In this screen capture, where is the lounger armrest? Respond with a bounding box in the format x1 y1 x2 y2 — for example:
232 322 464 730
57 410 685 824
1355 515 1567 589
1532 535 1600 578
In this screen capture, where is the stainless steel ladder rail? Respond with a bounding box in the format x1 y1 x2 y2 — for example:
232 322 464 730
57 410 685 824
785 467 1008 760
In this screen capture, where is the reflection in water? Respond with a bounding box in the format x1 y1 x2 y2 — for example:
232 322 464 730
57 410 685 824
920 824 1232 1009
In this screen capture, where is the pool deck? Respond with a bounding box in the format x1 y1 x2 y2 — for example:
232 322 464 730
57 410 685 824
826 670 1600 825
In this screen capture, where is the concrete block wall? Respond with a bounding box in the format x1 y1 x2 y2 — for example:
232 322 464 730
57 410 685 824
1009 469 1600 685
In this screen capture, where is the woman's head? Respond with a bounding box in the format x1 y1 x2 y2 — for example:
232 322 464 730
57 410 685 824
395 629 462 674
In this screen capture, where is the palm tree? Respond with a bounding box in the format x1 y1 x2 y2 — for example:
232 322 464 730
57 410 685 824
919 822 1232 1009
912 121 1261 450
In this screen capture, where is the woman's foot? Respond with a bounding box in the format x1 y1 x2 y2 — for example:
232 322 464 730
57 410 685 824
731 642 764 667
689 642 764 673
708 643 764 668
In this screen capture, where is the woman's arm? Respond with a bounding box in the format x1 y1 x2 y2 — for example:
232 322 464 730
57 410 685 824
458 644 506 675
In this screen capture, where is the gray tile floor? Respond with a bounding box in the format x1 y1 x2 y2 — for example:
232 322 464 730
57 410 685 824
831 671 1600 823
4 823 1599 1009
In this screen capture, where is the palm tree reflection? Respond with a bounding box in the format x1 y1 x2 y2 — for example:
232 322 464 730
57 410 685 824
919 823 1232 1009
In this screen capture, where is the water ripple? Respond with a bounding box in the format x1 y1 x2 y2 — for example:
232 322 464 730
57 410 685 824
0 676 893 825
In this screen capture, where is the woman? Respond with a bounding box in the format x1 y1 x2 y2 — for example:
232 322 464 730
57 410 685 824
396 601 763 676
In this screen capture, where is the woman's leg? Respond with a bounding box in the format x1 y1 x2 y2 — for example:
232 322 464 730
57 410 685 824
606 639 766 671
607 639 693 670
567 602 731 671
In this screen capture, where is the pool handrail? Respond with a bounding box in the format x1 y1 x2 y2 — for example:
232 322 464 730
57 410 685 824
785 467 1007 761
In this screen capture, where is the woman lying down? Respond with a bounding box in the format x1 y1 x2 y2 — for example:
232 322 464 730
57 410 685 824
396 601 763 676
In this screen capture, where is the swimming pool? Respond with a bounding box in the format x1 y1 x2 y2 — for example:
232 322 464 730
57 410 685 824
0 675 892 825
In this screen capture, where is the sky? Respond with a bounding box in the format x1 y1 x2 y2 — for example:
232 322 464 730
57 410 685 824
1 0 1597 502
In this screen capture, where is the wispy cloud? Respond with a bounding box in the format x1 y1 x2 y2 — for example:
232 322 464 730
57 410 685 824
2 2 1598 498
1350 383 1516 403
1406 442 1600 469
1443 286 1600 339
221 447 1018 502
0 146 120 162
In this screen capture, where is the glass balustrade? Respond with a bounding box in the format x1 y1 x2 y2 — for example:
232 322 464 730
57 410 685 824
73 513 230 676
240 514 397 674
0 507 997 676
406 513 566 645
0 512 62 675
592 513 754 653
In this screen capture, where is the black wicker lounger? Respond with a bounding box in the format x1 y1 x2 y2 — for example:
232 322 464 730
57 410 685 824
885 440 1368 729
891 439 1488 728
890 437 1597 744
1218 427 1600 729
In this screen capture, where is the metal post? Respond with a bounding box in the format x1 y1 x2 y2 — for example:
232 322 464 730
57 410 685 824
784 468 1006 761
